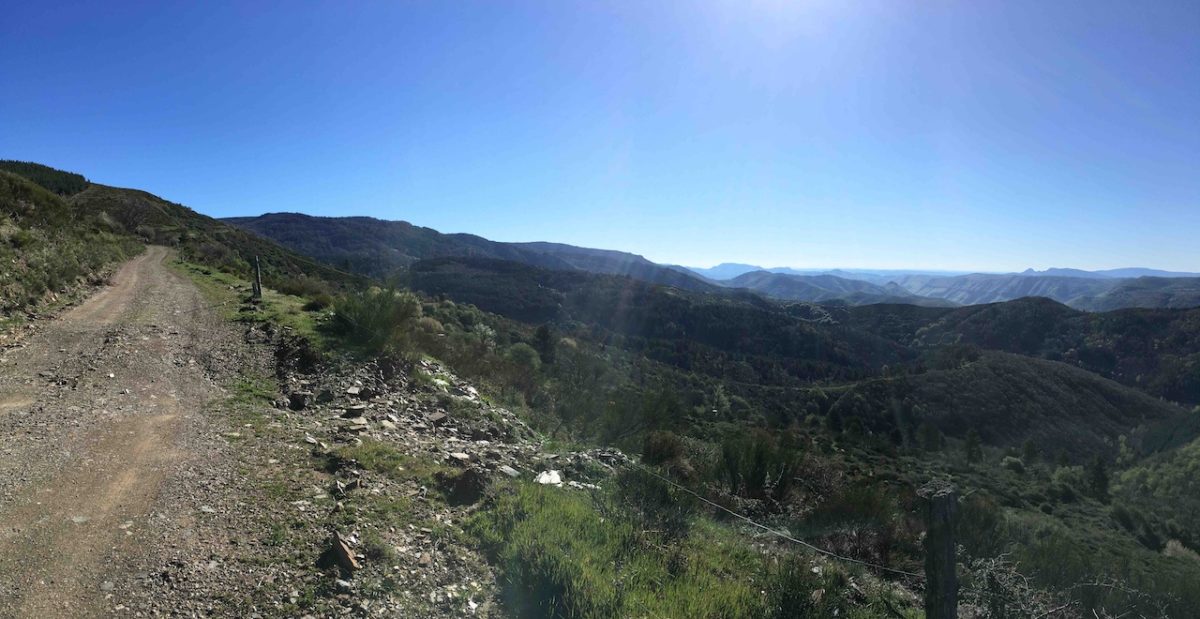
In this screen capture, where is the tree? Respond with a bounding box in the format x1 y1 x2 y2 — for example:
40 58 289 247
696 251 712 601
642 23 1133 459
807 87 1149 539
506 342 541 374
1021 439 1039 464
1055 449 1070 467
826 407 844 434
918 422 944 452
964 429 983 464
533 324 557 365
1116 435 1135 468
1087 456 1109 502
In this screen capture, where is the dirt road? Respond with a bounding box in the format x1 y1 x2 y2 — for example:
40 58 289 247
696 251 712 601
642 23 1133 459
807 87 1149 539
0 247 254 617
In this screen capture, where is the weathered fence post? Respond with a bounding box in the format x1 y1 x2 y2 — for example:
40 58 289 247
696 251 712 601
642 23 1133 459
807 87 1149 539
252 255 263 301
920 480 958 619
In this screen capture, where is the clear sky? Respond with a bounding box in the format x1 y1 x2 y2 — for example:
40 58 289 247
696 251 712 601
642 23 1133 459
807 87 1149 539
3 1 1197 271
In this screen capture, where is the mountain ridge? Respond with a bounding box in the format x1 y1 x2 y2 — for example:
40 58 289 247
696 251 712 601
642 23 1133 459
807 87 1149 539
226 212 1198 311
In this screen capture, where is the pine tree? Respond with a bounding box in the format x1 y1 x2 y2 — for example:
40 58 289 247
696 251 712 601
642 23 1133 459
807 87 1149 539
533 324 556 365
918 422 943 452
1021 439 1039 464
964 429 983 464
1087 456 1110 502
826 407 844 434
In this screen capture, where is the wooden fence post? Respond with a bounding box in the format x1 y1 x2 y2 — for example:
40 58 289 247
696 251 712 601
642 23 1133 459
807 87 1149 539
252 255 263 301
920 480 958 619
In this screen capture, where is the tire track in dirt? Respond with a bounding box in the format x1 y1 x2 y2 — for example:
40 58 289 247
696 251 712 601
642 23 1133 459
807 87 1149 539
0 247 250 617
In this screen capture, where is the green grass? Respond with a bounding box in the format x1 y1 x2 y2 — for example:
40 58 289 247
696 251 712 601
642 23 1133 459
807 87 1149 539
467 480 904 618
173 259 327 346
332 439 453 485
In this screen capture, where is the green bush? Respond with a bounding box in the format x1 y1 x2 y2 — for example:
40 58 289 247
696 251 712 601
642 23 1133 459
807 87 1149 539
958 494 1006 558
1002 456 1026 475
328 288 421 354
642 431 686 467
717 430 799 502
302 292 333 311
763 555 850 618
613 467 697 543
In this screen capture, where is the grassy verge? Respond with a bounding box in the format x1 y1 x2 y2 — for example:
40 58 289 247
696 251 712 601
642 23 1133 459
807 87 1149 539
173 259 327 345
467 474 915 619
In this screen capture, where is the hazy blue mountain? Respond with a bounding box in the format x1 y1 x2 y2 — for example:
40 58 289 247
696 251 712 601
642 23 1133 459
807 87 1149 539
726 270 957 307
889 272 1200 310
1020 267 1199 279
1093 268 1200 279
893 273 1113 306
687 264 976 286
1021 267 1111 279
685 262 764 280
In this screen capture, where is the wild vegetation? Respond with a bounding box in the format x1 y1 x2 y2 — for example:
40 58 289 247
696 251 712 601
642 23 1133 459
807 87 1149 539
225 211 1200 312
0 168 141 315
7 160 1200 616
70 184 363 292
371 256 1200 616
0 160 90 195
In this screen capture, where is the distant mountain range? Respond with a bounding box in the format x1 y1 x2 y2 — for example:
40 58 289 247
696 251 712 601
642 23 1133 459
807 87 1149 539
722 271 957 307
690 262 1199 282
224 212 1199 312
224 213 713 293
684 263 1200 310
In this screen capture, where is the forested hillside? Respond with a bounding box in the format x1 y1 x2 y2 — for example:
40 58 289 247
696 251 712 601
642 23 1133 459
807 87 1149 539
845 298 1200 406
0 161 362 317
73 187 362 291
225 212 712 291
379 253 1200 616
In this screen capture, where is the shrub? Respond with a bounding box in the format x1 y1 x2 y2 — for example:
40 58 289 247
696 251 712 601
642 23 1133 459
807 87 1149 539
958 494 1006 558
1111 504 1136 531
643 431 686 467
275 275 330 299
506 342 541 373
762 555 849 618
417 316 444 333
964 429 983 463
614 467 696 543
1002 456 1026 475
329 288 421 354
918 421 944 451
302 292 333 311
1052 466 1086 497
717 431 799 503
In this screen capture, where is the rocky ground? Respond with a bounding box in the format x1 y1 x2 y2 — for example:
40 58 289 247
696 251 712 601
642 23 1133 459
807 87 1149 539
0 247 624 618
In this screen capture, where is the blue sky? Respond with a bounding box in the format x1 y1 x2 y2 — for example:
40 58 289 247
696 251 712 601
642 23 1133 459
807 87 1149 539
3 1 1197 271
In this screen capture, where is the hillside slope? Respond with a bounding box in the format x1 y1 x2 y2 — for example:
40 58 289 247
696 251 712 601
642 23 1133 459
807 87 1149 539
830 351 1190 459
893 272 1200 310
225 212 713 292
1074 276 1200 312
727 270 956 307
0 168 141 314
72 188 362 290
